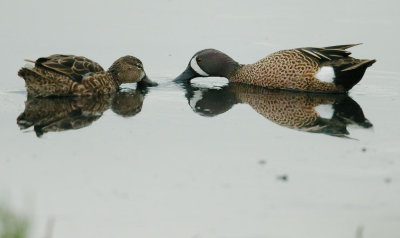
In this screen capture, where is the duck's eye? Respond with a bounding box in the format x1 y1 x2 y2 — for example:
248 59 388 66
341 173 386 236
196 58 202 63
135 63 143 69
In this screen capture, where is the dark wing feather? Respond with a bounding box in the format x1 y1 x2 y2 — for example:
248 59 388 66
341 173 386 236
296 44 362 62
34 54 104 82
323 43 362 50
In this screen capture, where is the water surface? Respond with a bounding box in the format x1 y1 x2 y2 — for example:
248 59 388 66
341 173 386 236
1 0 400 238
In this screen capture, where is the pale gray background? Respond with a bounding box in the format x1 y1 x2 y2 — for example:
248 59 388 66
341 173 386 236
0 0 399 238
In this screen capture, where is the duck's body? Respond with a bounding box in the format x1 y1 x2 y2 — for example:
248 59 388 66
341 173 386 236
176 44 376 93
18 54 157 97
20 66 119 96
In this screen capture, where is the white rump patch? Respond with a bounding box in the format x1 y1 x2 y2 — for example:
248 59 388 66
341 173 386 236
190 57 209 77
189 90 203 109
315 104 334 119
315 66 335 83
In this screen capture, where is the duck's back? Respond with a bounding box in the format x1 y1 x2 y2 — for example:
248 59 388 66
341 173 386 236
34 54 104 80
230 45 375 93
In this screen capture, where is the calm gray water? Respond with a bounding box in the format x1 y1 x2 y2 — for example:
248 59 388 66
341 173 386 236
1 0 400 238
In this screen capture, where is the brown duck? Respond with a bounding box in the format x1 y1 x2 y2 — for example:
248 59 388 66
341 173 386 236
18 54 157 97
175 44 376 93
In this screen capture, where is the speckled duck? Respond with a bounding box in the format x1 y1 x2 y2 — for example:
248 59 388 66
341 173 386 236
18 54 157 97
175 44 376 93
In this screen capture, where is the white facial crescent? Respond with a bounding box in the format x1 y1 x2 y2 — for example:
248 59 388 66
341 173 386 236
190 57 209 77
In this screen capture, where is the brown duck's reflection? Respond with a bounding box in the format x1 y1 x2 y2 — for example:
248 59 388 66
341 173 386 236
17 88 148 137
177 81 372 137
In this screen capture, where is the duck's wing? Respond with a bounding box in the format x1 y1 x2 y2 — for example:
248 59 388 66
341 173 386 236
30 54 104 82
296 44 361 62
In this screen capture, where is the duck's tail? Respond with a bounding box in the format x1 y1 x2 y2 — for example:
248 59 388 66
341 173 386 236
331 59 376 91
301 44 376 91
18 67 37 80
18 67 57 97
18 67 45 83
18 67 42 96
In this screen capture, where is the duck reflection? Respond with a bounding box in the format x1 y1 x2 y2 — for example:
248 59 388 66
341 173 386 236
17 87 149 137
176 80 372 137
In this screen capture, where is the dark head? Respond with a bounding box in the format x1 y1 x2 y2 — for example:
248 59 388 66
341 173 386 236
108 56 146 85
175 49 241 82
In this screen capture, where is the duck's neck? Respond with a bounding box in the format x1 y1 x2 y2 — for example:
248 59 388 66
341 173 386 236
223 63 243 79
226 64 246 82
107 69 122 88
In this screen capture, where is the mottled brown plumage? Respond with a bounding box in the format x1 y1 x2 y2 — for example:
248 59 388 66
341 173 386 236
176 44 376 93
18 55 156 97
30 54 104 82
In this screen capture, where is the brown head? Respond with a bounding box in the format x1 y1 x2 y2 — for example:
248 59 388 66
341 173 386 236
174 49 241 82
108 56 146 85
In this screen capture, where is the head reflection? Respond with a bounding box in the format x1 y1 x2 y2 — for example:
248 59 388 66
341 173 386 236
17 87 149 137
176 81 372 138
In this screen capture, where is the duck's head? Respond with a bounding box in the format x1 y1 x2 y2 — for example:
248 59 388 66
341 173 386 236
108 56 150 85
175 49 241 82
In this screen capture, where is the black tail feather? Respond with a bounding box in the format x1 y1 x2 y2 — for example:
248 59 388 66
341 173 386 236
324 43 362 50
333 59 376 90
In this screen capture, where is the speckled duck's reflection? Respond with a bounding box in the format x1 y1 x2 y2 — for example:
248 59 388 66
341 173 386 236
176 81 372 138
16 88 149 137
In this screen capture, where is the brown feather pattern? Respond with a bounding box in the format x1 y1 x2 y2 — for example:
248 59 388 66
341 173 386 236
229 44 375 92
35 54 104 82
18 54 146 97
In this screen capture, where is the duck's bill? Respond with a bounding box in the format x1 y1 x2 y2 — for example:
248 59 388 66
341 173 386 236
137 75 158 88
174 67 199 83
